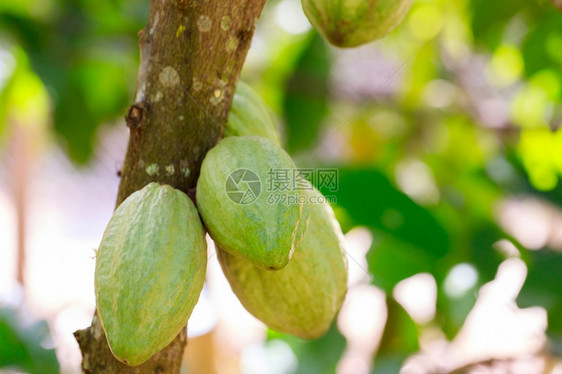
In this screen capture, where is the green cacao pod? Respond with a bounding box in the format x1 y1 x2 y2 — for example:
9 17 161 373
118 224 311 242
95 183 207 366
196 136 308 270
226 81 282 147
217 187 348 339
302 0 414 48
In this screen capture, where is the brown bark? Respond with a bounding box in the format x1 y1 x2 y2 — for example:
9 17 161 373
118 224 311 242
74 0 266 371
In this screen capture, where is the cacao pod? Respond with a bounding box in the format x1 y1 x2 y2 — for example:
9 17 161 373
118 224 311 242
196 136 308 270
302 0 414 48
217 186 348 339
226 81 283 147
95 183 207 366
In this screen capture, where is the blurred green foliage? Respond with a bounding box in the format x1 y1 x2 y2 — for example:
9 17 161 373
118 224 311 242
0 0 145 162
0 307 59 374
270 324 346 374
1 0 562 371
251 0 562 370
283 33 330 153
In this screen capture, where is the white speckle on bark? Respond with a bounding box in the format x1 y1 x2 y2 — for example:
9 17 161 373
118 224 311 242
180 160 191 178
154 91 163 102
138 159 145 169
197 16 212 32
146 163 160 176
221 16 232 31
226 36 239 52
224 65 234 75
165 164 175 176
179 115 185 120
192 77 203 91
210 89 224 105
159 66 180 87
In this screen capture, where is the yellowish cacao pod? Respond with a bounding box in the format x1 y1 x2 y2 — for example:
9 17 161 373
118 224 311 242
217 187 348 339
302 0 414 47
95 183 207 366
196 136 308 270
226 81 283 147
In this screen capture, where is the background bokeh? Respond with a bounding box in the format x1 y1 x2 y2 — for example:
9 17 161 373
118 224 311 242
1 0 562 373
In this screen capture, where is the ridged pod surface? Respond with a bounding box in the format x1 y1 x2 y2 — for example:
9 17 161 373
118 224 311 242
217 187 348 339
302 0 414 48
226 81 282 147
197 136 307 270
95 183 207 366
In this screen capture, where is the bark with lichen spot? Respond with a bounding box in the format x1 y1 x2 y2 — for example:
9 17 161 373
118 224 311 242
74 0 266 372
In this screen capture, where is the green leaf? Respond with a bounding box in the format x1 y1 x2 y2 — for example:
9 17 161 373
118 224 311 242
283 32 330 153
53 58 130 164
0 308 59 374
367 231 435 291
522 11 562 77
53 80 98 163
469 0 526 51
319 167 450 259
517 249 562 334
270 323 346 374
373 297 419 373
436 285 478 340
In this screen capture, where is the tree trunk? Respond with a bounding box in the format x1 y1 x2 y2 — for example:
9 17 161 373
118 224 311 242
74 0 266 371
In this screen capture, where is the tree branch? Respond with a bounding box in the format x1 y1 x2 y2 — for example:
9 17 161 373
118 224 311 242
75 0 266 371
